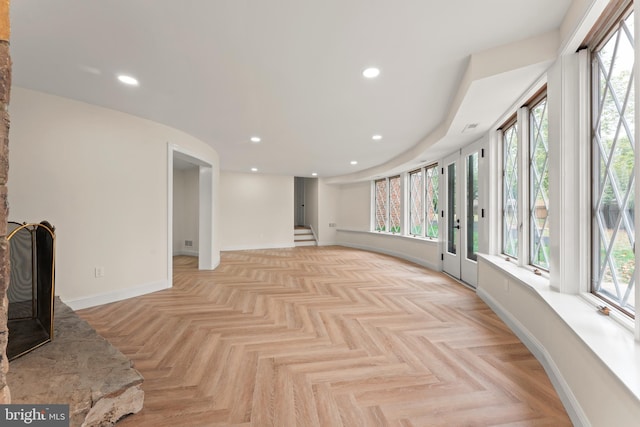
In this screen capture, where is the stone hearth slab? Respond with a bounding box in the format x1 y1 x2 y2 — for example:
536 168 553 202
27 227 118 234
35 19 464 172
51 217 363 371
6 298 144 426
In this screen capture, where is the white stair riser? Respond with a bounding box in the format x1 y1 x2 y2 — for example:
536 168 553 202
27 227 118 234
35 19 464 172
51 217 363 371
295 235 315 241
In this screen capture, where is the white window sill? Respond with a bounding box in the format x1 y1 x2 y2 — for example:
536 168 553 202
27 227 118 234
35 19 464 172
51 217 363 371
336 228 439 244
478 253 640 401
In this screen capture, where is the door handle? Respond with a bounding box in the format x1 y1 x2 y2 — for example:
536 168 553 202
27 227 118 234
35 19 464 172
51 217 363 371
453 225 460 229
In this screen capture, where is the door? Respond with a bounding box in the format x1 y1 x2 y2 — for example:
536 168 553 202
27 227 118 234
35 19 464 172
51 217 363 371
442 153 461 279
294 177 305 226
442 141 483 287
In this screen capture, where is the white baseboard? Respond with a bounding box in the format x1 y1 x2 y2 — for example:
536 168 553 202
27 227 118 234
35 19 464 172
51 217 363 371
477 288 590 427
221 242 295 251
173 249 199 257
337 242 441 272
63 280 170 310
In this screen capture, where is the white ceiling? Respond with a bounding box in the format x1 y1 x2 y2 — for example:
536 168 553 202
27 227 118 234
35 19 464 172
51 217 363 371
9 0 572 180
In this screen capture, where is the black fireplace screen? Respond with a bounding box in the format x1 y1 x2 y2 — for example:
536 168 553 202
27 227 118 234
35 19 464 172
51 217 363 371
6 221 56 360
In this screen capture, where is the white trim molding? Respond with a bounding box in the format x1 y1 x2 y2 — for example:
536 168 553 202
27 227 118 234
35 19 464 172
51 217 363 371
478 254 640 426
63 280 170 310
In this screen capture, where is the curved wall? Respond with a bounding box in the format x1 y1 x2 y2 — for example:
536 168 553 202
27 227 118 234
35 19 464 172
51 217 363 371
8 87 220 307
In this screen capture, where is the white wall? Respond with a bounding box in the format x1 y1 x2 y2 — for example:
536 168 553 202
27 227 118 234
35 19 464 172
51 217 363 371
219 172 294 250
317 179 339 245
337 230 440 271
305 178 319 235
336 181 370 230
8 87 220 307
478 258 640 426
173 167 199 256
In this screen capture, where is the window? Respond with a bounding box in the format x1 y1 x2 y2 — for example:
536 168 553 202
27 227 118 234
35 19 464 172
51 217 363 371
389 176 402 233
500 90 552 269
425 165 439 239
467 152 479 261
374 179 387 231
373 176 401 233
591 6 635 314
409 170 424 236
530 96 550 270
373 165 438 238
502 120 519 258
447 162 457 254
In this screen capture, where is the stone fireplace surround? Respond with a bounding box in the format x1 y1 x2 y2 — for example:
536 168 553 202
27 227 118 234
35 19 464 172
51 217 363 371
7 299 144 426
0 5 144 425
1 0 12 404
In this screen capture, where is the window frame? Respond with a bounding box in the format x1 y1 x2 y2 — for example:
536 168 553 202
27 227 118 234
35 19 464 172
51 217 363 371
408 168 424 237
425 164 440 240
372 164 439 239
501 115 519 259
588 2 636 317
388 175 402 234
373 178 388 232
498 89 554 272
528 90 550 271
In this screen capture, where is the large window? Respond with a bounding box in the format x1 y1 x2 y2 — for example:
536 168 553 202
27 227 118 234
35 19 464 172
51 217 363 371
500 91 550 269
373 165 438 238
373 176 401 233
530 96 550 270
502 120 519 258
374 179 388 232
591 6 635 314
389 176 402 233
409 170 424 235
425 165 439 239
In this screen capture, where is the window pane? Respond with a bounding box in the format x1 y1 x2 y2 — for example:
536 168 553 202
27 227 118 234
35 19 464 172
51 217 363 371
592 10 635 313
374 179 387 231
409 170 424 236
467 153 479 261
530 98 550 270
503 123 519 258
426 165 439 238
389 176 401 233
447 162 457 254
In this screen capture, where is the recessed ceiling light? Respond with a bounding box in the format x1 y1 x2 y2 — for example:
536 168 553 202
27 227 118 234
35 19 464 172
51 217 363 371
251 167 258 172
350 161 358 165
312 173 318 177
250 136 261 143
117 74 139 86
362 67 380 78
372 135 383 141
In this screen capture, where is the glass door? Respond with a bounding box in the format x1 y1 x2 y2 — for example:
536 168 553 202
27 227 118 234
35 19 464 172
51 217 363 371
442 140 483 287
461 147 480 286
443 153 461 279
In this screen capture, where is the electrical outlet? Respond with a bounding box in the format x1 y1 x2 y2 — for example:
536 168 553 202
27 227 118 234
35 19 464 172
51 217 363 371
95 267 105 278
185 240 193 247
329 223 337 228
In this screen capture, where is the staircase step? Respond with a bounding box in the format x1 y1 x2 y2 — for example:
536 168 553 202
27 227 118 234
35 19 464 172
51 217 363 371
295 234 315 241
294 228 313 235
294 240 317 247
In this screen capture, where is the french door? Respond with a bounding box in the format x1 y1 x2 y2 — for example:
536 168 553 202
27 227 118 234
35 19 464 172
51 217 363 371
442 141 483 287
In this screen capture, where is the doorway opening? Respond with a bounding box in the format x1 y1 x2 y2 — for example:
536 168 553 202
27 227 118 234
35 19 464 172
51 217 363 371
167 145 215 287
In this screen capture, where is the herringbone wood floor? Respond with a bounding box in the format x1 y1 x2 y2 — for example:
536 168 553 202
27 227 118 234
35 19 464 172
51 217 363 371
78 246 571 426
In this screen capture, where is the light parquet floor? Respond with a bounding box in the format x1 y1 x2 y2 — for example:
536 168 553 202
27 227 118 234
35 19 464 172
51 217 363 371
78 246 571 426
